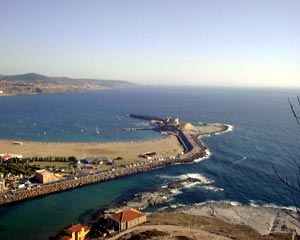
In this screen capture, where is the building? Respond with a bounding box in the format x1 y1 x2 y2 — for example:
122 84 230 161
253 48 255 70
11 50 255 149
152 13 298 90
139 152 157 159
34 169 60 183
0 153 23 161
0 179 6 193
59 223 90 240
85 156 109 165
164 116 180 126
108 208 147 231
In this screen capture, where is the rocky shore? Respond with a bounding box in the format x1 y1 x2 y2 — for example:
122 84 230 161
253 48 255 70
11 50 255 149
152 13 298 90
168 201 300 235
105 176 208 213
0 123 229 206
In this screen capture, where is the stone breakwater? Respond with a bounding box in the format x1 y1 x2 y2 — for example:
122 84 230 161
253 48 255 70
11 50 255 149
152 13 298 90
0 125 229 206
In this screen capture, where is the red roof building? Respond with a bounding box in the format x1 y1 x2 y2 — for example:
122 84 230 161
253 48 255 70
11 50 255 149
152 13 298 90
59 223 90 240
108 208 147 231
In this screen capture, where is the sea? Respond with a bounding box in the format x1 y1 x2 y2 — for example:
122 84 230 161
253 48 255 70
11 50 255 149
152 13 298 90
0 86 300 240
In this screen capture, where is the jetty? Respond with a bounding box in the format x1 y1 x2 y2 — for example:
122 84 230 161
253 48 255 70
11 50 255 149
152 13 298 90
128 114 164 122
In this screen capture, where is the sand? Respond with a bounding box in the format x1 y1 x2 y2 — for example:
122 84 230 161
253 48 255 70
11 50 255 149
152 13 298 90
0 123 229 162
0 136 183 163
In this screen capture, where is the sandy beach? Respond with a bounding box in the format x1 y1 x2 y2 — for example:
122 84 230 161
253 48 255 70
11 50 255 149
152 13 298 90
0 136 183 163
0 123 227 163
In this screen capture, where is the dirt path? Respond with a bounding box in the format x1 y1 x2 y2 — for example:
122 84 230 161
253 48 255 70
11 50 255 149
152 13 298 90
107 224 231 240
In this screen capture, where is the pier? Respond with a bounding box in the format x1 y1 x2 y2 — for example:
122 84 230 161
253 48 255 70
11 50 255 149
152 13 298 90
128 114 164 122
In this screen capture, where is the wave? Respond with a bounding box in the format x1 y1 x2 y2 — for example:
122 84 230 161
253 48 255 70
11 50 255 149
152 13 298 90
157 172 213 184
249 200 297 211
232 156 247 165
169 188 182 195
157 173 224 192
214 124 234 135
180 173 214 184
194 200 242 207
194 200 297 211
201 185 224 192
194 149 211 162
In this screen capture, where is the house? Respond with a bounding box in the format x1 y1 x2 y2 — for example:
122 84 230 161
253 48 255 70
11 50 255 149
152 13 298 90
85 156 109 165
0 179 6 193
107 208 147 231
0 153 23 161
59 223 90 240
139 152 157 159
34 169 60 183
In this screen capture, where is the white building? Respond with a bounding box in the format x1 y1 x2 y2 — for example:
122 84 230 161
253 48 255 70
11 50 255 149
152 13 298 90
0 153 23 161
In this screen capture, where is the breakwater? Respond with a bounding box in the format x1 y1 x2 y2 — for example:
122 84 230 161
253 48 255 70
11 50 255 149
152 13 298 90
128 114 164 122
0 150 205 205
0 124 229 206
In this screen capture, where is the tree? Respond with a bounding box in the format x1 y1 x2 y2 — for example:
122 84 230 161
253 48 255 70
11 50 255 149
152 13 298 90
273 97 300 239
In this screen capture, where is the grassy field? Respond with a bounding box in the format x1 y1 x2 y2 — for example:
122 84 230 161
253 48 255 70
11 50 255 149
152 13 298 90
28 161 71 168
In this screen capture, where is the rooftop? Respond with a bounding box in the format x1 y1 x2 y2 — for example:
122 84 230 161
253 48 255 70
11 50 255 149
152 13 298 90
63 223 90 233
108 208 145 223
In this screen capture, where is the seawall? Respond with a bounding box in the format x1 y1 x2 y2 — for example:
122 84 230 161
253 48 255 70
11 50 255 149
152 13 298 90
0 125 229 206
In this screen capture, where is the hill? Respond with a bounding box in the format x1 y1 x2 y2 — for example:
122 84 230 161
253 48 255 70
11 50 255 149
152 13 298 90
0 73 136 96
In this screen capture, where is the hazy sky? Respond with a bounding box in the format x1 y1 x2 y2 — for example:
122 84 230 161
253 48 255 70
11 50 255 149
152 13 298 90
0 0 299 87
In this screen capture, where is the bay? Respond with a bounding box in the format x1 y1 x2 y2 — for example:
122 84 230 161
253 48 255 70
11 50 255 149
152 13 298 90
0 86 300 239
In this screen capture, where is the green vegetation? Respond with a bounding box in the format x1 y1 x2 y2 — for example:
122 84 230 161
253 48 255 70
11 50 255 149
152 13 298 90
0 156 77 175
0 162 38 175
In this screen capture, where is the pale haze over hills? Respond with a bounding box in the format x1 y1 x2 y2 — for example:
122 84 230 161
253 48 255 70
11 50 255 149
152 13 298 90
0 72 135 95
0 0 299 87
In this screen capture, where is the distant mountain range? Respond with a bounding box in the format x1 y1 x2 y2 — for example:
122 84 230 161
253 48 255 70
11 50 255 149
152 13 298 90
0 73 136 96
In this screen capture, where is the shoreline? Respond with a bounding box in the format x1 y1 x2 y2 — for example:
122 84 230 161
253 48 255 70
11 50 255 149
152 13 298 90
0 123 230 205
167 201 300 235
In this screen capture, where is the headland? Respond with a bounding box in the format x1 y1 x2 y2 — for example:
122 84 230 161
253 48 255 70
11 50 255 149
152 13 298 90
0 114 230 205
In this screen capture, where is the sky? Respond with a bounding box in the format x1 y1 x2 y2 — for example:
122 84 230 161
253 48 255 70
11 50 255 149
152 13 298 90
0 0 299 87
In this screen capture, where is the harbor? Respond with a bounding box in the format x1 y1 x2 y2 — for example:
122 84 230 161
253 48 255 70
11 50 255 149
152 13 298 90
0 114 229 205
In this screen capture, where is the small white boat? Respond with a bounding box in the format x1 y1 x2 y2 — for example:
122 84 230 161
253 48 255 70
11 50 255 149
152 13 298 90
96 126 100 135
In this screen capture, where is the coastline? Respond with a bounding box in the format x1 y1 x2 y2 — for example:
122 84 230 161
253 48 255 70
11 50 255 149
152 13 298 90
0 123 230 205
157 201 300 235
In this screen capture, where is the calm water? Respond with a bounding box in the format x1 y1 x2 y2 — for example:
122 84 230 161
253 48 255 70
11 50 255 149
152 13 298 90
0 86 300 240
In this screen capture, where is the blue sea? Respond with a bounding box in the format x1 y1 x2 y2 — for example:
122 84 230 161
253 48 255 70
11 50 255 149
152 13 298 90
0 86 300 240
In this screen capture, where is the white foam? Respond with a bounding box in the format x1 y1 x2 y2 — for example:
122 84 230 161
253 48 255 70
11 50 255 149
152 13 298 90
249 200 260 207
262 203 297 212
194 149 212 163
169 188 182 195
220 200 242 206
183 182 202 189
202 185 224 192
183 173 214 184
195 200 242 207
214 124 234 135
169 203 186 209
232 156 247 165
157 175 178 180
249 200 297 211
